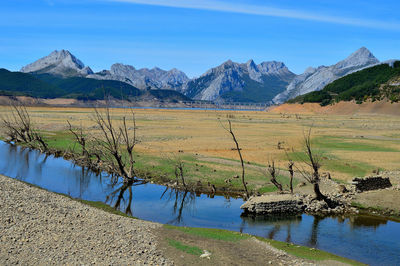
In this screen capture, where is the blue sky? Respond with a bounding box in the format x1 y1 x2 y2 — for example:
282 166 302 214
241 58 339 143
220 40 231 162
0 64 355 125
1 0 399 77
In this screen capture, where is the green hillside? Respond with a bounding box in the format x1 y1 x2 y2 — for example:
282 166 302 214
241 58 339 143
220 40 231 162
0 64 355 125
289 61 400 105
0 68 64 98
0 69 189 102
35 73 141 100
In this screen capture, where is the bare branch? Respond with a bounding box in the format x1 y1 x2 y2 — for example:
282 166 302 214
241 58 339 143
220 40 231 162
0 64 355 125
220 119 249 199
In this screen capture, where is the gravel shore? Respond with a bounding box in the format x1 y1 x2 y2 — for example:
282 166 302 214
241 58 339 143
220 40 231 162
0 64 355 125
0 175 173 265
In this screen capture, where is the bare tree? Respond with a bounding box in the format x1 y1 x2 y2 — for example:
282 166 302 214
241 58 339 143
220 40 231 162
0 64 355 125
288 160 294 194
67 120 89 158
92 105 137 182
268 161 283 191
262 160 283 192
1 101 48 152
220 119 249 199
174 159 187 189
294 128 327 201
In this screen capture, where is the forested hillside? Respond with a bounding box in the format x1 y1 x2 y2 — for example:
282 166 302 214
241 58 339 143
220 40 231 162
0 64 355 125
288 61 400 105
0 69 189 101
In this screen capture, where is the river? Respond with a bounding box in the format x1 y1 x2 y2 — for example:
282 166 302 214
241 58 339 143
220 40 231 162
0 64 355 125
0 141 399 265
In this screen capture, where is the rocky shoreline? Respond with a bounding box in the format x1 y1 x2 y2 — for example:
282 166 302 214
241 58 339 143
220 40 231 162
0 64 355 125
0 174 172 265
241 174 400 217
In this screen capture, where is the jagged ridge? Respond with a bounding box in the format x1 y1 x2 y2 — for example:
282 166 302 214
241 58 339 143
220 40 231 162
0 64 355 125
273 47 380 104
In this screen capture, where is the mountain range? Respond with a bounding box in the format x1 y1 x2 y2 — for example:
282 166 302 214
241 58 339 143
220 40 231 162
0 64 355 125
3 47 390 103
272 47 380 104
182 60 295 102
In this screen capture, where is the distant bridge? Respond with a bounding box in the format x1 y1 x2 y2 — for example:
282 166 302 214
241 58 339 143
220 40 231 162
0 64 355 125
179 100 270 111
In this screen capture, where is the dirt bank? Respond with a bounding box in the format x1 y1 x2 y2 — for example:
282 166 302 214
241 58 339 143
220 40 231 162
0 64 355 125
0 174 172 265
268 101 400 116
0 175 360 265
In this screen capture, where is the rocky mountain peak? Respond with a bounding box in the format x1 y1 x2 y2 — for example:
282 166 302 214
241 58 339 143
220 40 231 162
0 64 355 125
335 47 379 69
273 47 380 104
90 62 189 91
246 59 257 68
20 49 93 77
258 61 289 75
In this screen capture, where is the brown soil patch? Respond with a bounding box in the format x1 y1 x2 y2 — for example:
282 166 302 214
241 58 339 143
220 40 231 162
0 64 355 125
269 101 400 116
157 227 311 266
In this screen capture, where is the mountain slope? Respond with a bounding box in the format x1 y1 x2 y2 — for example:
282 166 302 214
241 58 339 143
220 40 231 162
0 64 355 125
288 61 400 105
21 50 93 77
34 74 141 100
0 68 64 98
273 47 380 104
183 60 295 102
0 68 189 102
88 63 189 91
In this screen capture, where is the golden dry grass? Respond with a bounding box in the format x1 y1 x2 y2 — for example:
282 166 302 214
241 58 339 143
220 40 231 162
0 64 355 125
1 105 399 182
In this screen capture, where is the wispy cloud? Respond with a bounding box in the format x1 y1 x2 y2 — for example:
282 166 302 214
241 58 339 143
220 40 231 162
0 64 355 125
106 0 400 31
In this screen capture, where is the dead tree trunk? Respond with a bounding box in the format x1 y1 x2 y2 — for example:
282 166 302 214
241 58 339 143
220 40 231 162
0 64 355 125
174 160 186 188
67 120 89 158
294 128 328 202
288 161 294 194
267 161 283 192
93 105 137 181
1 101 48 152
221 120 249 199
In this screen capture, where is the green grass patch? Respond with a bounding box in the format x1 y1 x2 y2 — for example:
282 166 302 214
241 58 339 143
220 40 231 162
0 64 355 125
164 225 249 242
323 157 374 177
257 237 365 265
42 130 78 151
314 136 398 152
285 151 375 177
164 225 363 264
167 238 203 256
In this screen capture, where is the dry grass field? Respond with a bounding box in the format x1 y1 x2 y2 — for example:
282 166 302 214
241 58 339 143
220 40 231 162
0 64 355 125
1 105 399 193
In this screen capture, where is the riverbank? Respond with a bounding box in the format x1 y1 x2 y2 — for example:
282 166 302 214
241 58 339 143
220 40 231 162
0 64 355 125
0 174 171 265
0 174 363 265
1 105 399 193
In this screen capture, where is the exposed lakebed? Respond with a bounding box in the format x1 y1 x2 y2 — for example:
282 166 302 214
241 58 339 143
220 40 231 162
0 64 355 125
0 141 399 265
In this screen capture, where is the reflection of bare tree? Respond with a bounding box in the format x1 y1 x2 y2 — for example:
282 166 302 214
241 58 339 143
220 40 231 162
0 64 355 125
286 224 292 243
268 224 281 239
309 216 322 247
78 167 92 198
105 178 146 215
160 188 196 225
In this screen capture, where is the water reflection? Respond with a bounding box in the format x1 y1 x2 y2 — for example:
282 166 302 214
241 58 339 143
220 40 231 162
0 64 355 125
159 188 196 224
349 215 388 228
0 141 399 266
106 178 147 216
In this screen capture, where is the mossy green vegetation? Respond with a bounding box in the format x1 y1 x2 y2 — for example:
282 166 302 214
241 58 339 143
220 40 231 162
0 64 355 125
167 238 203 256
164 225 249 242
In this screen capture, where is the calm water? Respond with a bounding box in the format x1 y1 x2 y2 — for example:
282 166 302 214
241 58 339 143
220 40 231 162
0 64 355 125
0 141 399 265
